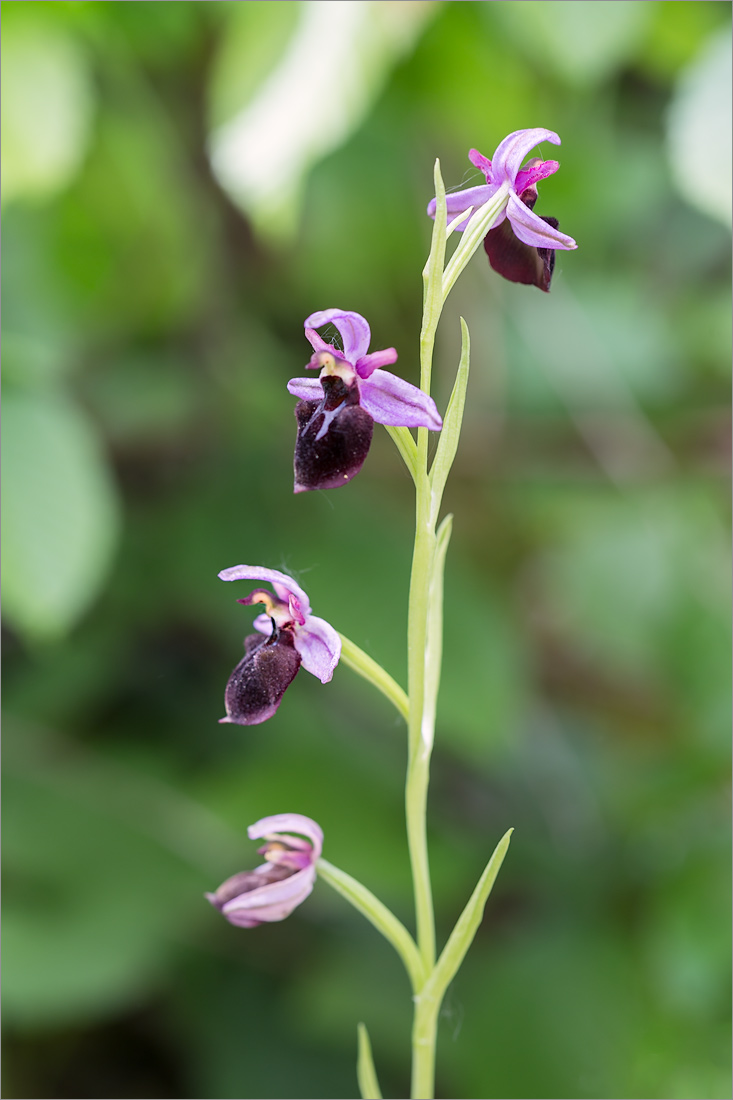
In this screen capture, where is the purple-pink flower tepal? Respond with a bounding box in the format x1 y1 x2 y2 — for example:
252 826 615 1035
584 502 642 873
218 565 340 726
206 813 323 928
427 128 577 291
287 309 442 492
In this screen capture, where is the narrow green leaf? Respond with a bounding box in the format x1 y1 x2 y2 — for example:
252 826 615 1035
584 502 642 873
429 317 470 521
422 159 447 315
420 513 453 754
441 183 509 301
424 829 513 1002
317 858 425 991
338 633 409 722
357 1022 382 1100
419 160 448 397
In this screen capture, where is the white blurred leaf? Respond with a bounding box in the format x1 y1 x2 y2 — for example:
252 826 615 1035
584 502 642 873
1 22 93 204
209 0 436 242
666 28 733 227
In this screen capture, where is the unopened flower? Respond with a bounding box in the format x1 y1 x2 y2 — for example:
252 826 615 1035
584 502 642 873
428 128 577 291
218 565 340 725
206 813 323 928
287 309 442 492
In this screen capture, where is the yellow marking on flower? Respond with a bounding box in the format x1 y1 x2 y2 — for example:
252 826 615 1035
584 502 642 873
317 351 355 383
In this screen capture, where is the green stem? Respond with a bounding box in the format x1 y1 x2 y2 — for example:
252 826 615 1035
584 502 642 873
317 858 425 992
406 468 437 973
338 633 409 722
410 991 441 1100
401 161 508 1098
410 829 514 1098
399 162 448 1099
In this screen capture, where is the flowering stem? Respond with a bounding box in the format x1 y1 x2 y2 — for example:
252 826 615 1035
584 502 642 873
403 161 506 1099
338 633 409 722
402 162 449 985
377 160 512 1098
410 991 441 1100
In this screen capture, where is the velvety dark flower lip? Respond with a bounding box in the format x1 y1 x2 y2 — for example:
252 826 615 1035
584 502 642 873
206 813 323 928
218 565 340 725
288 308 442 492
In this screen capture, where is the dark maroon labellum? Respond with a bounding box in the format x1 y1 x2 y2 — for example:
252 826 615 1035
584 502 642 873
293 374 374 492
224 626 301 725
484 214 558 292
208 863 294 909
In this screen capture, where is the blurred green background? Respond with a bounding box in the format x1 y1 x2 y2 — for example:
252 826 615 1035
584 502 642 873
3 2 731 1098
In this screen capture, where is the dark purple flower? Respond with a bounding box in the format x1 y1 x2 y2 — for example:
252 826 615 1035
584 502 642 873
428 128 577 291
218 565 340 726
206 813 323 928
288 308 442 492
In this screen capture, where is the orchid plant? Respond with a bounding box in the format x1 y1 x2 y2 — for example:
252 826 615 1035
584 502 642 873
207 128 577 1099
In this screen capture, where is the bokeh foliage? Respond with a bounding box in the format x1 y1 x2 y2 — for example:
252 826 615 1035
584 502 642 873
2 2 731 1098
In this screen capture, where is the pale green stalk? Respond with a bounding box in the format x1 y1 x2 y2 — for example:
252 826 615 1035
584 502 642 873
404 161 455 1097
338 633 409 722
327 161 513 1100
403 163 448 988
404 163 509 1098
317 858 425 992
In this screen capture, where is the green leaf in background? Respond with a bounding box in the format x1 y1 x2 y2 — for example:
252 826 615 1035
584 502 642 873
666 27 733 227
1 16 93 204
2 387 121 641
3 721 241 1027
488 0 652 86
534 485 730 681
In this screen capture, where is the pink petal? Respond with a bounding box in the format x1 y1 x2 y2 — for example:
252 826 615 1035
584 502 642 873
218 865 317 925
468 148 493 179
305 309 371 363
355 347 398 379
218 566 312 618
252 612 272 636
248 813 324 860
491 128 561 185
287 376 323 401
515 159 559 195
304 327 334 357
359 370 442 431
294 615 342 683
427 183 497 231
506 192 577 250
258 832 313 857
